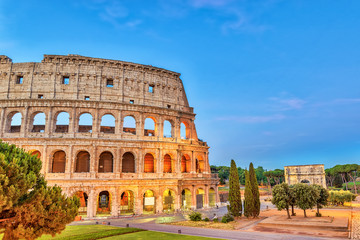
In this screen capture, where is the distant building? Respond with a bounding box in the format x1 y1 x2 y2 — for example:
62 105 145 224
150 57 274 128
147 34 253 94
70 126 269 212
284 164 326 188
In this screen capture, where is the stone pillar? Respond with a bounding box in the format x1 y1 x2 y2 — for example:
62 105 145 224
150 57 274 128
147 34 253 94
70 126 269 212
118 111 123 138
191 151 195 174
45 107 53 137
191 186 196 210
204 185 209 208
0 107 5 137
70 107 76 137
157 148 162 174
65 145 73 179
87 188 96 218
215 185 220 206
111 188 118 217
157 190 163 213
92 109 99 138
90 144 97 178
135 189 143 215
22 106 29 137
157 119 163 139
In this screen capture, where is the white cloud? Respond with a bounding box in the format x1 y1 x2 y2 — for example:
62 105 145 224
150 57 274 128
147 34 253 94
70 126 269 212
189 0 233 8
269 97 306 111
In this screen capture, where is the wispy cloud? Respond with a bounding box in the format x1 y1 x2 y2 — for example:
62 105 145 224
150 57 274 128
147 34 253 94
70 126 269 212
269 97 306 111
333 98 360 104
216 114 286 123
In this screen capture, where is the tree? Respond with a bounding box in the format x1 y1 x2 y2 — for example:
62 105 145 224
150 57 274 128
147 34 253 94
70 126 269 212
325 168 336 187
243 169 252 218
228 160 242 217
293 183 319 217
344 164 359 194
333 165 349 190
289 185 296 216
249 163 260 217
0 141 80 239
271 183 292 219
312 184 329 217
264 171 273 194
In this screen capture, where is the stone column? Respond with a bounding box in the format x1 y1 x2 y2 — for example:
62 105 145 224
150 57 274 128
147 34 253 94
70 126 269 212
70 107 76 137
92 109 100 138
191 151 195 174
157 148 162 174
22 106 29 137
191 186 196 210
65 145 73 179
90 144 97 178
135 189 143 215
204 185 209 208
0 107 5 137
157 190 163 213
45 107 53 137
87 188 96 218
111 188 118 216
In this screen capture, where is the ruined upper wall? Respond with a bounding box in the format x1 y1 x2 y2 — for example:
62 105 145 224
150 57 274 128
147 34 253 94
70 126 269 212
0 54 193 113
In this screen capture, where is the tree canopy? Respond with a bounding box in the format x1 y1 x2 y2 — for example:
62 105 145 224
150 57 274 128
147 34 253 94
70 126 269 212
228 160 242 217
0 141 79 240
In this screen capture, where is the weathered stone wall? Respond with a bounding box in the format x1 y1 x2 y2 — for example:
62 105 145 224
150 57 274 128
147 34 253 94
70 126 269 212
0 54 219 217
284 164 326 188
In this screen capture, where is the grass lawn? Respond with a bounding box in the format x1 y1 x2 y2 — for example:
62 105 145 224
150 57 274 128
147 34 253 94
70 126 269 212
0 225 222 240
102 230 224 239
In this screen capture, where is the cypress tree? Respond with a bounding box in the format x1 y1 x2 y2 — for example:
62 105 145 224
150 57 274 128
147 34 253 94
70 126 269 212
244 169 253 217
228 159 242 217
249 162 260 217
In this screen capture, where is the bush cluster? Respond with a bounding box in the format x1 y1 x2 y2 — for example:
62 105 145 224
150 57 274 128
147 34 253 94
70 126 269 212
328 190 357 206
188 212 202 221
221 213 234 223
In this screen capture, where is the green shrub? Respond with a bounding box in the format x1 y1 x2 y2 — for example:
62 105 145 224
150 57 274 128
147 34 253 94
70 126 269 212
213 218 219 223
328 190 356 205
221 213 234 223
203 217 209 222
188 212 202 221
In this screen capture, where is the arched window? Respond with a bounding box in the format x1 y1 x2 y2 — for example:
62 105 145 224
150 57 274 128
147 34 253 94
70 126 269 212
196 156 205 173
163 189 175 212
163 120 172 138
164 154 172 173
52 150 66 173
122 152 135 173
78 113 93 133
144 118 155 136
180 122 187 139
100 114 115 134
8 112 22 133
31 150 41 159
144 153 155 173
75 151 90 173
196 188 205 209
209 188 216 207
97 191 111 215
123 116 136 135
55 112 69 133
120 190 134 214
181 154 191 173
32 112 46 132
98 151 113 173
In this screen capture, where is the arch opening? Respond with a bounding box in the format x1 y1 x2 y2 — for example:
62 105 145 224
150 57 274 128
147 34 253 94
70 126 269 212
30 150 41 159
163 120 172 138
196 156 205 173
78 113 93 133
163 154 172 173
181 189 192 210
144 118 155 136
55 112 70 133
181 154 191 173
100 114 115 134
144 153 155 173
122 152 135 173
97 191 111 215
209 188 216 207
196 188 205 209
143 190 155 214
98 151 113 173
52 150 66 173
123 116 136 135
8 112 22 133
75 151 90 173
301 179 311 184
120 190 134 214
74 191 88 216
32 112 46 132
163 189 175 212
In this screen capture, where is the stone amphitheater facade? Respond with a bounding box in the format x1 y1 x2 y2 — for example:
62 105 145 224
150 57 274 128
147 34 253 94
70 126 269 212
0 54 219 217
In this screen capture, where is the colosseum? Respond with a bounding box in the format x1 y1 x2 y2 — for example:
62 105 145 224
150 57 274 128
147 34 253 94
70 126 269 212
0 54 219 217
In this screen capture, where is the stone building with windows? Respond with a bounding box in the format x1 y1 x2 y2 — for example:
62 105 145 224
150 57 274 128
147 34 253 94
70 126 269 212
0 54 219 217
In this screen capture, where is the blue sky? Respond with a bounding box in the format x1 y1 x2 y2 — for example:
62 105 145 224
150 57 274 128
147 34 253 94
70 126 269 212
1 0 360 170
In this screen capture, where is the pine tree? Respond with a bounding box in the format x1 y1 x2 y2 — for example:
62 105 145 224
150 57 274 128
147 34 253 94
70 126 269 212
0 141 80 240
249 162 260 217
244 169 253 217
228 159 242 217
